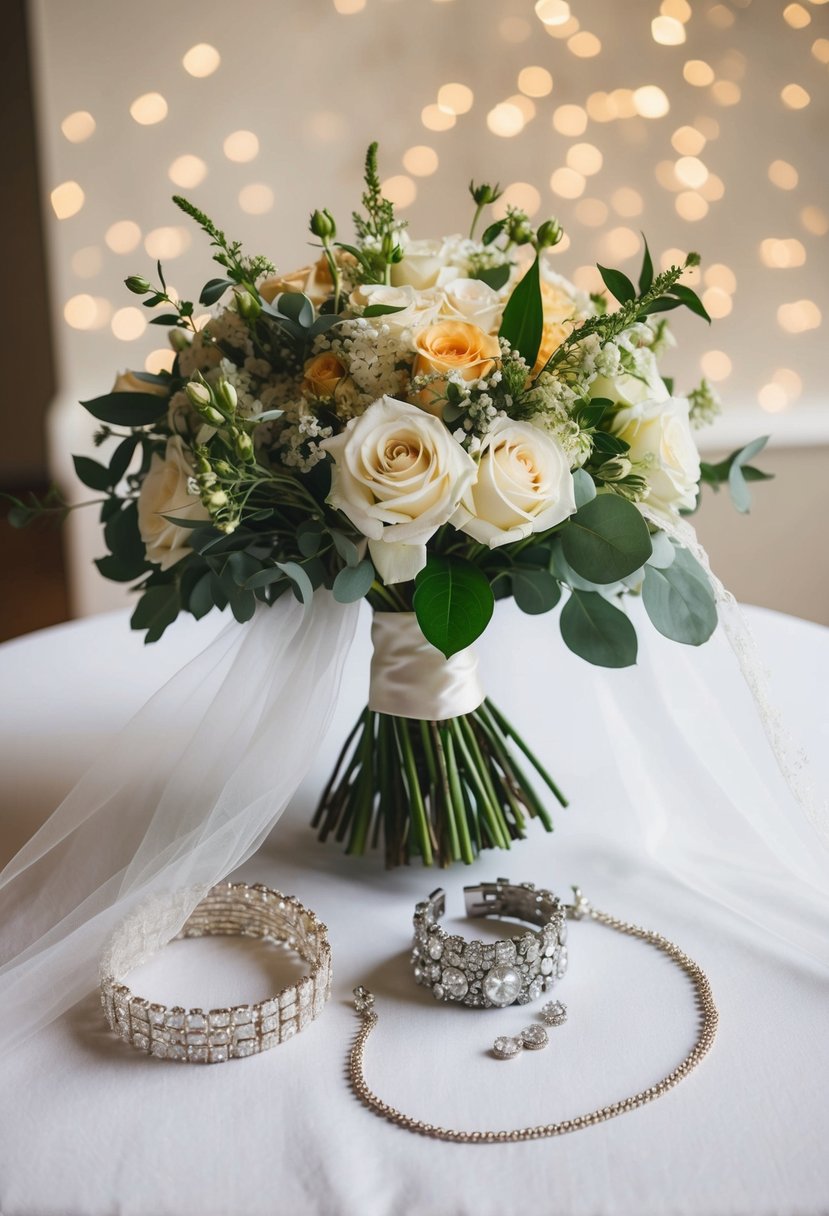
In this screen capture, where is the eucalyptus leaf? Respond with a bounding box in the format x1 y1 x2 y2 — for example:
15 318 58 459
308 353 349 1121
332 530 361 567
275 292 314 327
559 590 638 668
728 434 770 513
647 529 676 569
229 590 257 623
189 572 215 620
333 558 375 603
572 468 597 509
413 555 494 659
276 560 314 605
199 278 234 306
511 567 561 615
560 494 652 584
642 552 717 645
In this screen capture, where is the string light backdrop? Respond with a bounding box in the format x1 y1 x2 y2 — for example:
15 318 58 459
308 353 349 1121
28 0 828 610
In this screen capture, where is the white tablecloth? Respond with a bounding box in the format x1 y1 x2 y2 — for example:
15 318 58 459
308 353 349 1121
1 602 828 1216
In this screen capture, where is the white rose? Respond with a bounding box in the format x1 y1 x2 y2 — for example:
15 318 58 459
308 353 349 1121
348 282 441 335
590 347 669 407
452 418 576 548
322 396 476 583
137 437 209 571
612 396 701 516
439 277 503 334
390 234 469 291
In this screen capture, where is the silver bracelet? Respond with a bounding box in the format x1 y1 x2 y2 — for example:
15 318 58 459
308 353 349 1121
411 879 567 1008
100 882 331 1063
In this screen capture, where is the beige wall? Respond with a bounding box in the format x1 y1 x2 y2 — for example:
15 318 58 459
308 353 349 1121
695 445 829 626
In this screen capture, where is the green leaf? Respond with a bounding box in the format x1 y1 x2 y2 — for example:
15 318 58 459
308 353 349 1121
108 435 140 483
511 567 561 615
728 435 770 513
275 292 314 327
638 297 683 317
333 558 375 603
130 584 180 643
590 431 629 456
229 590 256 623
104 500 146 566
331 530 361 567
597 264 636 305
73 455 112 492
576 399 610 428
473 263 511 291
244 568 289 591
498 253 543 369
199 278 234 306
413 555 494 660
559 590 638 668
149 313 184 327
188 572 215 620
226 551 261 586
297 519 325 557
81 391 168 427
646 529 675 569
560 494 652 583
638 236 654 294
572 468 597 509
669 283 711 323
276 560 314 605
94 554 148 582
481 219 507 246
362 303 406 317
642 549 717 645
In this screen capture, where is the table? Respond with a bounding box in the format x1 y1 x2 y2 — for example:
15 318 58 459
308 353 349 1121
1 602 828 1216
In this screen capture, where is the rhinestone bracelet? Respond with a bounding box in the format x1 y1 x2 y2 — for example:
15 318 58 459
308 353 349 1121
100 882 331 1064
411 880 567 1008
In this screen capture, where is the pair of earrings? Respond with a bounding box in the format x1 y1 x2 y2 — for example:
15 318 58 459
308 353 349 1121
491 1000 567 1060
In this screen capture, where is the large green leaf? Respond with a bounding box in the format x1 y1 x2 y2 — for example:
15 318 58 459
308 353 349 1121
81 391 168 427
498 253 543 369
73 455 112 492
560 494 652 584
413 555 494 659
642 548 717 645
597 263 635 304
559 590 638 668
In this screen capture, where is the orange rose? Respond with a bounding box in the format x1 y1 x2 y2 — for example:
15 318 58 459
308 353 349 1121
532 277 586 374
411 320 501 416
302 352 348 400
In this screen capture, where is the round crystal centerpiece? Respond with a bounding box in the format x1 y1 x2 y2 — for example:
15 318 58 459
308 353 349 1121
482 964 522 1007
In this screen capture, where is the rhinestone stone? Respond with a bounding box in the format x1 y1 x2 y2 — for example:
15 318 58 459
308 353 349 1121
482 965 522 1007
542 1000 568 1026
520 1024 549 1050
492 1035 522 1060
441 967 469 1000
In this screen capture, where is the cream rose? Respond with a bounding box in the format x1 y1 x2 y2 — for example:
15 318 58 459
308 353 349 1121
112 370 168 396
439 278 503 334
137 437 209 571
322 396 476 584
590 347 669 408
259 255 333 307
302 352 349 400
348 282 441 335
452 418 576 548
612 396 701 516
411 320 502 416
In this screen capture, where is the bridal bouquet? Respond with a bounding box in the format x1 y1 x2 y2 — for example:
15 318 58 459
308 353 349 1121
10 144 770 867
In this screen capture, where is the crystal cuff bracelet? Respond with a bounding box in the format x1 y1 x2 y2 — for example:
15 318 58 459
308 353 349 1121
100 882 332 1063
411 879 567 1008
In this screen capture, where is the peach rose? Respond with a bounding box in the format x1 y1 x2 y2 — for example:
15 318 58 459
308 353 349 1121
411 320 501 416
302 352 348 400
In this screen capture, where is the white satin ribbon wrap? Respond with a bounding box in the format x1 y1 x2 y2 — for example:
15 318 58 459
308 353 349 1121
0 592 359 1056
368 611 485 720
